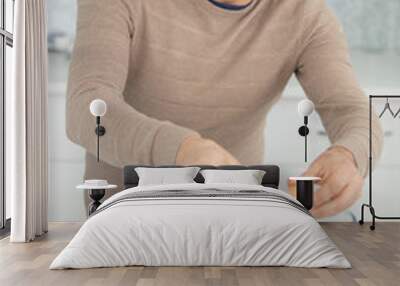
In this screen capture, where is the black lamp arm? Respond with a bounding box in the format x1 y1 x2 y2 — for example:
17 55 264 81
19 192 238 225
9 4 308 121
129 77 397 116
298 116 309 163
95 116 106 136
94 116 106 162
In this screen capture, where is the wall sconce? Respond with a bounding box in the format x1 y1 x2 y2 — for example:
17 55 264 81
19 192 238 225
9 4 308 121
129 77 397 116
297 99 314 162
89 99 107 162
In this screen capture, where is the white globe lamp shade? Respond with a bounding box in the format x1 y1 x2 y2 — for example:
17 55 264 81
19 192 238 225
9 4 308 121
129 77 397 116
90 99 107 117
298 99 315 117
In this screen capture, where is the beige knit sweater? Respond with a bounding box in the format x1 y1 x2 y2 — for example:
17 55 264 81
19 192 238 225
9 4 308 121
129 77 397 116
66 0 383 188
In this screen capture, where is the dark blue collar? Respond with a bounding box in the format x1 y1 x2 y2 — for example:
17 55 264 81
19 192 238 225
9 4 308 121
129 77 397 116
208 0 252 11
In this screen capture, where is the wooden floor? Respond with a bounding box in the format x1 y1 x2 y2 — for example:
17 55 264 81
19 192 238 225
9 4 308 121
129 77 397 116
0 222 399 286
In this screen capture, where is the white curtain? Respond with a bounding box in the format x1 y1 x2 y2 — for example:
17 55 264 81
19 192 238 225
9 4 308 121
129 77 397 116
9 0 48 242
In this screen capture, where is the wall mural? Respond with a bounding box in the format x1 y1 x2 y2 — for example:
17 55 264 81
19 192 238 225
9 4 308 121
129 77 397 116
46 0 400 222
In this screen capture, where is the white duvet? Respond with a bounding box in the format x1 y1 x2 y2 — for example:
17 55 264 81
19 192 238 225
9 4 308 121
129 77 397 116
50 183 351 269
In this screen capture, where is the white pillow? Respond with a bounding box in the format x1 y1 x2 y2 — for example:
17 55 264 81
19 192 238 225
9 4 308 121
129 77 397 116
135 167 200 186
200 169 266 185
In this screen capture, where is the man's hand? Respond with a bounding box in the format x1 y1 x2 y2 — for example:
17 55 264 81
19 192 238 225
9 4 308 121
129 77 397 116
176 135 241 166
288 146 364 218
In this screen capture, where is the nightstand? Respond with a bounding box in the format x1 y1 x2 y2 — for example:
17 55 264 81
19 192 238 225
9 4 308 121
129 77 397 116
289 177 321 210
77 180 117 216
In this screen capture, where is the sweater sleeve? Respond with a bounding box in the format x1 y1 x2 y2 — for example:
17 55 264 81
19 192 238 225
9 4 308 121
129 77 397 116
295 0 383 177
66 0 199 167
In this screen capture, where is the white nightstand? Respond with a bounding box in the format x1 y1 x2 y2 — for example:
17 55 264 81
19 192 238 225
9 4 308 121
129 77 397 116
77 180 117 216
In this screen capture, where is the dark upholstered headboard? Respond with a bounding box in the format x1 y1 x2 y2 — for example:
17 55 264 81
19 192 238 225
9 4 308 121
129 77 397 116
123 165 280 189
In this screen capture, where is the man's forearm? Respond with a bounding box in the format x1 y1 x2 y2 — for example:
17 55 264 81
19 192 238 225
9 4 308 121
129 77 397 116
66 85 197 167
295 0 383 177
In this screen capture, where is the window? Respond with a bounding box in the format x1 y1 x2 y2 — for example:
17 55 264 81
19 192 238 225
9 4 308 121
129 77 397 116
0 0 14 234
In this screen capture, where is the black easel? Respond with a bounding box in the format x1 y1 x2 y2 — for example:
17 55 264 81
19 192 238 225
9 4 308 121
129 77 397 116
359 95 400 230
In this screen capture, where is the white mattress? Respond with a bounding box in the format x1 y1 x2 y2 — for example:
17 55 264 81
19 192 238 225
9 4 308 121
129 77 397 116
50 183 350 269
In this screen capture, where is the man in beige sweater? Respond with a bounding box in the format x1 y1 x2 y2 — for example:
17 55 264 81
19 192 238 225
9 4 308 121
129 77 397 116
66 0 383 218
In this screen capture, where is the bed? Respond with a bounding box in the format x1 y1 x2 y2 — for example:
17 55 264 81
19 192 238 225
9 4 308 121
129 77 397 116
50 165 350 269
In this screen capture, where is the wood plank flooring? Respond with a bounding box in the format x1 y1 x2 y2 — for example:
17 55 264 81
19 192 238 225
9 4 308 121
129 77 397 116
0 222 399 286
